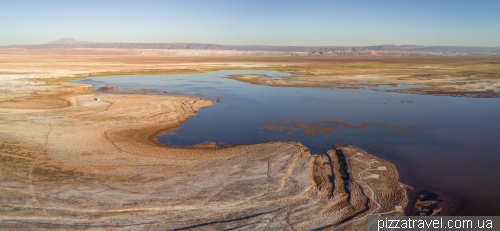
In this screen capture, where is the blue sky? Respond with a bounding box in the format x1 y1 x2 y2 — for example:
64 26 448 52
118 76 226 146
1 0 499 46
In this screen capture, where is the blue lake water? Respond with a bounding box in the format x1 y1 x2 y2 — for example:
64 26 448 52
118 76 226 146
74 70 500 216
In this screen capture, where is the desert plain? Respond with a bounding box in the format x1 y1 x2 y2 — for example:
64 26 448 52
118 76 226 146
1 48 499 230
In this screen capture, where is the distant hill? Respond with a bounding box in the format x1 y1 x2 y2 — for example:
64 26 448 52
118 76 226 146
2 38 500 54
47 38 93 44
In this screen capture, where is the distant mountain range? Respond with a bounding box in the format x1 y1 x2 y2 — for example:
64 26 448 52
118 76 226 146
3 38 500 54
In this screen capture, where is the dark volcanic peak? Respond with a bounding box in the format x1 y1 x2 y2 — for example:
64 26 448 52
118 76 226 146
2 38 500 54
48 38 93 44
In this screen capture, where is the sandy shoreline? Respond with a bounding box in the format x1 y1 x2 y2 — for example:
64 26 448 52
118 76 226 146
5 50 479 229
0 92 407 230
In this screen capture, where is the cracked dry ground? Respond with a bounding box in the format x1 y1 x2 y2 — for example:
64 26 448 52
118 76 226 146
0 93 407 230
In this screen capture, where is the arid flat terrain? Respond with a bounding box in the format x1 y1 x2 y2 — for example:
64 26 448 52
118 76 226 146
3 48 497 229
228 58 500 97
2 48 498 99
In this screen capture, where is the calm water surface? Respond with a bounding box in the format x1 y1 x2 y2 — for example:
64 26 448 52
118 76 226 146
74 70 500 215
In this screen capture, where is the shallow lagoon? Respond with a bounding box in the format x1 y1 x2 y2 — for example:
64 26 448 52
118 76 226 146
75 70 500 215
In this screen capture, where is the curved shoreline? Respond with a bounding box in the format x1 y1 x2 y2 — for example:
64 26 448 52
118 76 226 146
5 53 494 227
0 70 409 230
0 53 496 220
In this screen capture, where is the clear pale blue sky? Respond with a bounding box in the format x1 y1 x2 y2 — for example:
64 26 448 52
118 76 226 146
1 0 499 46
